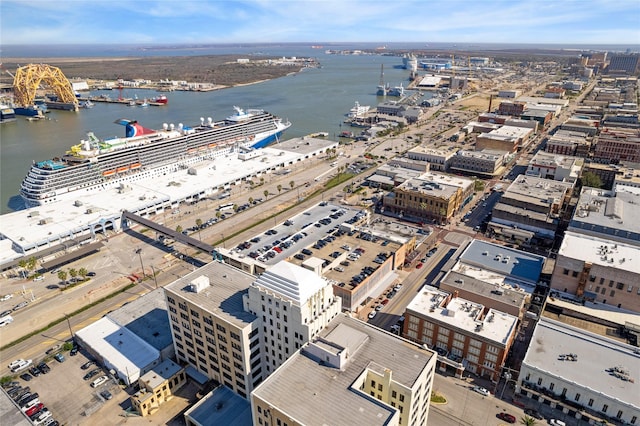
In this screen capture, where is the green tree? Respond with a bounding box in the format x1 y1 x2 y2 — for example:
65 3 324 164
216 211 222 220
581 171 603 189
277 184 282 194
57 270 68 286
233 204 239 212
520 415 537 426
260 177 265 186
78 267 88 281
176 225 183 234
289 180 295 190
264 189 269 199
248 197 254 205
68 268 78 283
27 257 37 275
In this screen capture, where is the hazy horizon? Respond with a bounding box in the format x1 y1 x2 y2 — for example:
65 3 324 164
1 0 639 46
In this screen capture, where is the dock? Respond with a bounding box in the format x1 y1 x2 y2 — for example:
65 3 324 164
80 97 167 107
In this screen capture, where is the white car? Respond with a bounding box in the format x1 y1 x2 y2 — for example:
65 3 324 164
368 311 377 319
91 375 109 388
10 359 32 373
472 386 490 396
32 276 44 282
549 420 566 426
0 294 13 302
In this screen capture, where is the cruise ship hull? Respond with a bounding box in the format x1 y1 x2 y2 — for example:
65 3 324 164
20 108 291 208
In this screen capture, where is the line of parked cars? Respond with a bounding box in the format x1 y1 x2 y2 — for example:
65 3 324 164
4 379 58 425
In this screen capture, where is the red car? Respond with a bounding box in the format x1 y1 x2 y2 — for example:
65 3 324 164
497 412 516 423
25 402 44 417
416 263 423 269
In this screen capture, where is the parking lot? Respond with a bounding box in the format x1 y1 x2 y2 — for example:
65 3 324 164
6 347 122 425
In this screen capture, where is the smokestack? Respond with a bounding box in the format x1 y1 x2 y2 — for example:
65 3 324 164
488 94 493 113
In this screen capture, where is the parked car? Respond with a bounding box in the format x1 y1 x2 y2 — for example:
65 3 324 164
90 375 109 388
549 420 566 426
524 409 543 420
472 386 490 396
83 368 101 381
100 390 113 400
367 311 377 319
81 360 96 370
497 412 516 423
53 353 65 363
19 373 32 382
10 359 32 373
28 367 41 377
37 362 50 374
69 345 79 356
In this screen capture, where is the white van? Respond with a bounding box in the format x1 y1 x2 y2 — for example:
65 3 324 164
91 375 109 388
0 314 14 327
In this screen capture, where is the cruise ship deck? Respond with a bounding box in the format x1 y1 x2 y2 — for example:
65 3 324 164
0 137 338 268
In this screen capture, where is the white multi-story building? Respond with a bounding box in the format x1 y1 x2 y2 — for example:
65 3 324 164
251 314 437 426
164 260 342 400
243 261 342 375
517 318 640 425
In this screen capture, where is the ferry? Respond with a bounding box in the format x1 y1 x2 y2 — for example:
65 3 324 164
20 107 291 207
346 101 370 118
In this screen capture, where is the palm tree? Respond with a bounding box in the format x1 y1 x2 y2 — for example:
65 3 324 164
68 268 78 283
176 225 183 234
248 197 254 205
78 267 88 281
259 177 265 186
520 415 537 426
289 180 295 190
216 211 222 220
264 189 269 200
233 204 239 213
277 184 282 194
57 270 68 286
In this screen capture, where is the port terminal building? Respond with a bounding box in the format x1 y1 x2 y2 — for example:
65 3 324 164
0 136 337 272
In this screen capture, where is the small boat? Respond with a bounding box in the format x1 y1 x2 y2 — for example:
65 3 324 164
339 131 355 138
79 100 94 109
102 170 116 176
140 100 149 108
128 101 136 107
152 95 168 105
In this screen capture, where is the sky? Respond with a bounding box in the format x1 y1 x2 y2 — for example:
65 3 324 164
1 0 639 46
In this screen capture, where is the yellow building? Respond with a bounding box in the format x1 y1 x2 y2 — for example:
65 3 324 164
131 359 187 417
382 172 474 225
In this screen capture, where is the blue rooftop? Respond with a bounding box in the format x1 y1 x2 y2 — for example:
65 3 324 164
184 386 252 426
459 240 545 284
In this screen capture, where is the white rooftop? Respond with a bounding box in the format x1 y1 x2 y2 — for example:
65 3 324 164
252 260 329 305
0 137 336 263
558 231 640 275
406 286 518 346
523 318 640 409
75 316 159 385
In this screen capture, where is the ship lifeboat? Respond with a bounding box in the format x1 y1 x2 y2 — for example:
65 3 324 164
130 163 142 170
208 143 217 149
116 166 129 173
102 170 116 176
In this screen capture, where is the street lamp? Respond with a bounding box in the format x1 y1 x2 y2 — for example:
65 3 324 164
150 265 159 289
64 313 74 338
135 248 146 280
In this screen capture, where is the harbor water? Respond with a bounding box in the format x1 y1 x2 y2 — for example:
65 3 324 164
1 51 418 214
